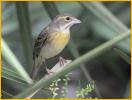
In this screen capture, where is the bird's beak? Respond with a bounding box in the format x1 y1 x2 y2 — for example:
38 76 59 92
73 18 81 24
65 18 81 30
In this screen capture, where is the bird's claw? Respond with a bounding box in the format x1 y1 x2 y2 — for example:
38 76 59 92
46 67 54 74
59 56 67 66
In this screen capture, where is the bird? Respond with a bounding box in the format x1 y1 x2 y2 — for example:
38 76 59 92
30 14 81 79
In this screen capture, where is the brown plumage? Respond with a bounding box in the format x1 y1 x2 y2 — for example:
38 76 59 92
30 14 81 79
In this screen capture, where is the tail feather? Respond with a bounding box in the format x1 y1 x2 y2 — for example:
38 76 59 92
30 58 45 79
30 63 40 80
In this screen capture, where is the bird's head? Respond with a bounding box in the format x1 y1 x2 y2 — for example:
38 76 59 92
51 14 81 32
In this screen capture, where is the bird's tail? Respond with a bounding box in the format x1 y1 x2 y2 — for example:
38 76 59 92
30 62 40 80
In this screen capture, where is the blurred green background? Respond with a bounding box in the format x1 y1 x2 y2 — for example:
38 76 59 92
2 1 130 98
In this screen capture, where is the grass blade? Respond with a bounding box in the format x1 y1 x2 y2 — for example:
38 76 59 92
2 90 13 98
42 2 59 19
2 67 26 84
80 2 129 33
2 65 22 77
79 2 130 52
114 48 130 64
15 31 130 98
2 73 26 85
91 19 130 52
15 2 33 69
2 38 33 84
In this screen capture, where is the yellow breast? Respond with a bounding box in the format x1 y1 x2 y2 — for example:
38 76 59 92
52 32 70 48
40 32 70 59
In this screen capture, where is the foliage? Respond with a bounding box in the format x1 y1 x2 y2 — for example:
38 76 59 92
76 81 95 98
48 78 61 98
2 1 130 98
48 73 71 98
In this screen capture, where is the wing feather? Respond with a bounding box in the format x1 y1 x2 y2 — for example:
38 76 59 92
33 27 49 60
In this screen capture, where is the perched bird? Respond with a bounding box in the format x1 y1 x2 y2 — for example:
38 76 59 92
30 14 81 79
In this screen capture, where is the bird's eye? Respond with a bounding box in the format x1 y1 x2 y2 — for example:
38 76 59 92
65 16 71 21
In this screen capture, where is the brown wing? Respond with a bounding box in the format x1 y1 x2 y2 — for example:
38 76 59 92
33 27 49 60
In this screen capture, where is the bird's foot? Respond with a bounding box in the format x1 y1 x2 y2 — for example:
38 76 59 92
46 67 54 74
59 56 67 66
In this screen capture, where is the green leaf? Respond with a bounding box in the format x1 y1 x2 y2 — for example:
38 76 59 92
2 65 21 77
42 2 59 19
2 73 26 85
114 48 130 64
2 67 26 84
2 38 33 84
2 90 14 98
15 2 33 69
80 2 129 33
79 2 130 52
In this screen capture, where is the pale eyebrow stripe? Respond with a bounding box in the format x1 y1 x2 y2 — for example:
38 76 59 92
58 16 68 19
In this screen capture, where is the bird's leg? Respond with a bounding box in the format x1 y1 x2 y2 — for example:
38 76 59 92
46 67 54 74
44 61 54 74
59 56 67 66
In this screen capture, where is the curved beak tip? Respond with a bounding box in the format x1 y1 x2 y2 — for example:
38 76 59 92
76 19 81 24
73 19 81 24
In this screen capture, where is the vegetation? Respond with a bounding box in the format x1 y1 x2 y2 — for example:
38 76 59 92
2 1 130 98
